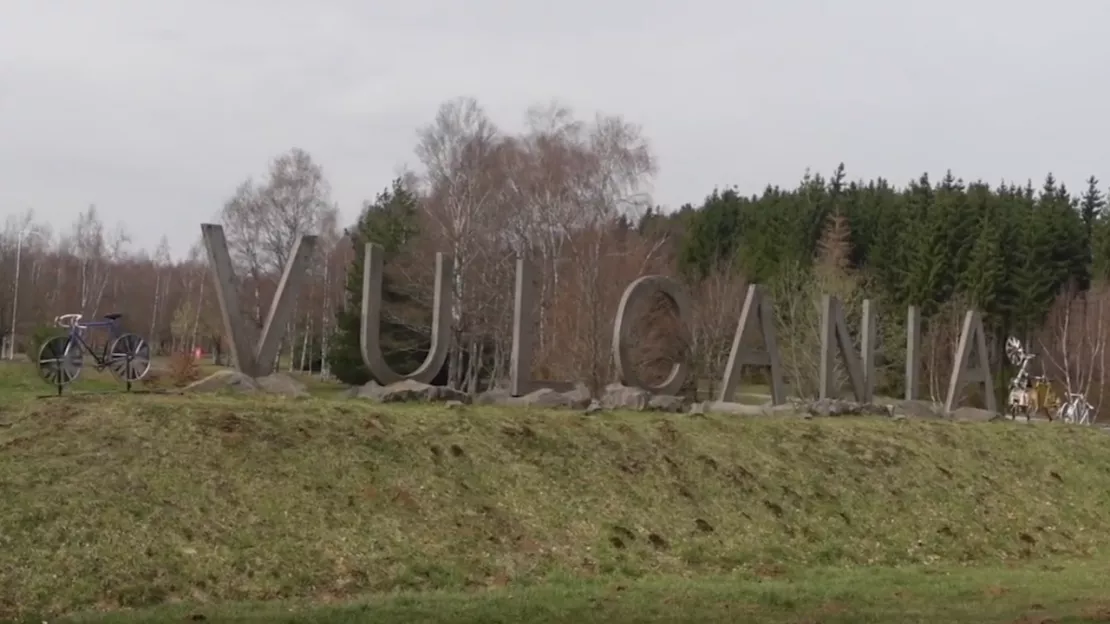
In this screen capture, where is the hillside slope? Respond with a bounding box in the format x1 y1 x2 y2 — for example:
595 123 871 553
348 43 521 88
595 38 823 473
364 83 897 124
2 394 1110 618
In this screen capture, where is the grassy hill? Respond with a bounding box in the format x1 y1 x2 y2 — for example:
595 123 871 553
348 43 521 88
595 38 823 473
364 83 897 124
3 362 1110 622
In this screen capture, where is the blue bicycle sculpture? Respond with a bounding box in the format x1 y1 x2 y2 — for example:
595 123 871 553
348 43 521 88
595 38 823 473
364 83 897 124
36 313 152 395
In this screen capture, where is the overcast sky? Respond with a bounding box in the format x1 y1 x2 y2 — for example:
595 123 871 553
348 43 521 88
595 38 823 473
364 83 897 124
2 0 1108 259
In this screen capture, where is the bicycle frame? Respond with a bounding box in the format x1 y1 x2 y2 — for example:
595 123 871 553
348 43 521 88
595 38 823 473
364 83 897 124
54 314 123 367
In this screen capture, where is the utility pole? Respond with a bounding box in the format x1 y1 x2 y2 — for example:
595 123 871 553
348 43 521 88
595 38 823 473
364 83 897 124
9 220 36 360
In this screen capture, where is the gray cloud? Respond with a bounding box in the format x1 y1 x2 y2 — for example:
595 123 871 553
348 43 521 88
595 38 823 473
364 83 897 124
2 0 1108 258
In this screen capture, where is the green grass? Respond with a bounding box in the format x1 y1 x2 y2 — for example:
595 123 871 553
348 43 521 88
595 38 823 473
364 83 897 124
3 357 766 403
0 357 344 399
3 362 1110 622
55 559 1110 623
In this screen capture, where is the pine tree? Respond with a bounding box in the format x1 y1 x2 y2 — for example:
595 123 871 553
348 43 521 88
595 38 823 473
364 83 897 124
902 173 952 316
815 209 852 274
678 188 744 280
866 182 908 305
1081 176 1105 235
1080 176 1105 278
327 178 425 385
958 198 1005 324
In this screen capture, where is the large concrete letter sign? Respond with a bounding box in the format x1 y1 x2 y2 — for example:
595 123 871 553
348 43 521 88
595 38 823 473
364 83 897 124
510 258 574 396
201 223 318 378
905 305 921 400
360 242 453 385
818 295 876 402
944 309 996 413
718 284 787 405
612 275 693 395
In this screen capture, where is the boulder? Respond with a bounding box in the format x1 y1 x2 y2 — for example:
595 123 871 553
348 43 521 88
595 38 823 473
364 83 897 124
647 394 690 413
346 380 382 399
951 406 1003 422
599 384 689 413
183 370 259 394
474 387 512 405
601 383 649 410
255 372 309 398
514 388 567 407
353 379 471 404
803 398 893 418
704 400 794 417
516 387 579 408
476 383 592 409
183 370 311 397
890 399 947 420
560 383 593 409
888 401 1006 422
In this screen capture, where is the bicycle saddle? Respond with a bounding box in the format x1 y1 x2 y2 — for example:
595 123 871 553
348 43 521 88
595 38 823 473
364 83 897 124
103 313 123 321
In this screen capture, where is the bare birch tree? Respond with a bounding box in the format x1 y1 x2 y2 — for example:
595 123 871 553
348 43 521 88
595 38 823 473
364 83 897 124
71 206 130 318
1037 283 1109 421
689 260 748 399
220 148 339 369
413 97 507 391
147 236 172 355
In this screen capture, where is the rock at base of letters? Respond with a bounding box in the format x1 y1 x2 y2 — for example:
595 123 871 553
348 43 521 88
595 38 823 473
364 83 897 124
183 370 260 394
704 401 775 417
805 398 893 418
474 387 511 405
475 383 592 409
647 394 689 413
183 370 309 397
516 384 592 409
602 383 648 410
890 400 948 420
354 379 471 404
516 388 568 408
951 406 1003 422
601 384 689 413
254 372 309 397
561 383 593 409
345 380 381 399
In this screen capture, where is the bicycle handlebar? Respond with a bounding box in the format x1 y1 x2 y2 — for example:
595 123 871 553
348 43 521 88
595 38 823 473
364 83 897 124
54 313 83 328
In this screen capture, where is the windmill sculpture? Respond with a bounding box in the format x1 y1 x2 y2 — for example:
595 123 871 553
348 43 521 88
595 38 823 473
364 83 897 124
1004 336 1093 424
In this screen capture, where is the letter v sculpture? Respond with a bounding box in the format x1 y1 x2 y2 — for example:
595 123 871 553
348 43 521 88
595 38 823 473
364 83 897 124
201 223 318 378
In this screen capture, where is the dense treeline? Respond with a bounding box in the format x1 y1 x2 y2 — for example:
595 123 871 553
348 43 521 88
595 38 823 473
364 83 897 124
2 98 1107 415
678 165 1104 335
655 165 1110 403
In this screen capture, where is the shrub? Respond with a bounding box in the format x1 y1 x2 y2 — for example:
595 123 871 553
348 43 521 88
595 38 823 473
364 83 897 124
25 324 65 363
166 351 201 387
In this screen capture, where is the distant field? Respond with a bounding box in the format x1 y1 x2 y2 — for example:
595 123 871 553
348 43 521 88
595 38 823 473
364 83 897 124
3 366 1110 622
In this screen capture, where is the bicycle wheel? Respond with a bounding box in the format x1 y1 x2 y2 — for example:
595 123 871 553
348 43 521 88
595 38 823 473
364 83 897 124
107 333 152 382
37 336 83 386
